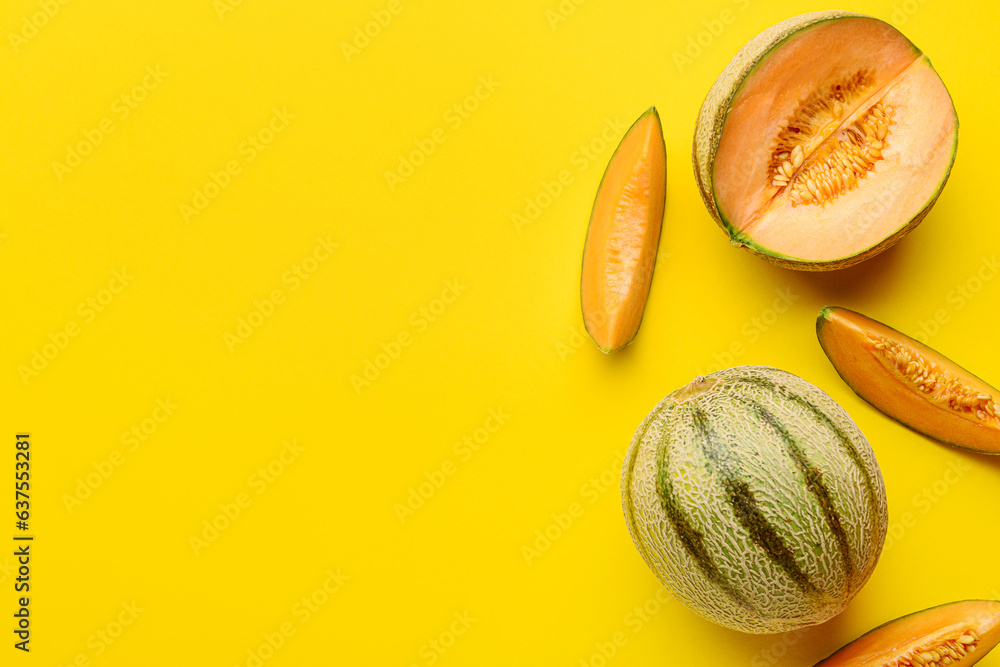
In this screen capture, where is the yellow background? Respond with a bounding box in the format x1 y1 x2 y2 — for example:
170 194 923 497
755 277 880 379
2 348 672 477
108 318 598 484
2 0 999 664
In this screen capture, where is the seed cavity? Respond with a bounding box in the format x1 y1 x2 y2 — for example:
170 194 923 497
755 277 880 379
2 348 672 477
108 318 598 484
868 335 999 422
880 630 979 666
767 69 898 207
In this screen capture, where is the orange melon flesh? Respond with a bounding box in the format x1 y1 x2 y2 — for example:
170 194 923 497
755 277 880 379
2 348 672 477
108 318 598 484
581 107 666 353
817 307 1000 454
814 600 1000 666
712 17 957 265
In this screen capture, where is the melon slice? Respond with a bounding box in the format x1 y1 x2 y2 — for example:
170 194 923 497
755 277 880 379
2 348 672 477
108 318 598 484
814 600 1000 666
581 107 666 353
817 307 1000 454
693 12 958 270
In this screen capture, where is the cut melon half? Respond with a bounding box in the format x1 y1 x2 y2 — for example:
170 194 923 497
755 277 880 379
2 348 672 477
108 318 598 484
693 12 958 270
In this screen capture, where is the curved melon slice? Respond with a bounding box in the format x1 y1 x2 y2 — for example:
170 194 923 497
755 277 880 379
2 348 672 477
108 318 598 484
694 12 958 270
817 307 1000 454
814 600 1000 666
581 107 666 353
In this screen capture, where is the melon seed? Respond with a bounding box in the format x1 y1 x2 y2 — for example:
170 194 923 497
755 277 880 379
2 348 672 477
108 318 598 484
866 334 1000 424
896 633 980 667
780 98 894 207
791 145 805 168
769 69 879 194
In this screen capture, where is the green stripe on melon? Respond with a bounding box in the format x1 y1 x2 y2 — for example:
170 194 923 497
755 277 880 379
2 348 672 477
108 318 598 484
621 366 887 634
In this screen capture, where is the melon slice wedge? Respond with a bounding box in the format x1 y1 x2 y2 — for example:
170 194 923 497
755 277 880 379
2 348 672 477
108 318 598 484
817 307 1000 454
694 12 958 270
581 107 666 353
814 600 1000 666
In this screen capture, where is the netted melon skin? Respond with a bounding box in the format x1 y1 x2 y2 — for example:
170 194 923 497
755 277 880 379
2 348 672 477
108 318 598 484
621 366 888 634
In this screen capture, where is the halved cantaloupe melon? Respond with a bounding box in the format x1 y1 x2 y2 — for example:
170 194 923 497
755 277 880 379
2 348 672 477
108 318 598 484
694 12 958 270
581 107 666 353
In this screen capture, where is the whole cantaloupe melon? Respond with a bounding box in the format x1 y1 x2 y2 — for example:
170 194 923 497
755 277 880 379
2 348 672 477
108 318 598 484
621 366 887 633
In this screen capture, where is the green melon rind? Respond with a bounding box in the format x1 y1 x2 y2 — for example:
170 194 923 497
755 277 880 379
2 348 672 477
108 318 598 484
816 306 1000 454
621 365 888 634
621 397 675 580
581 106 667 353
813 599 1000 666
692 11 958 271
